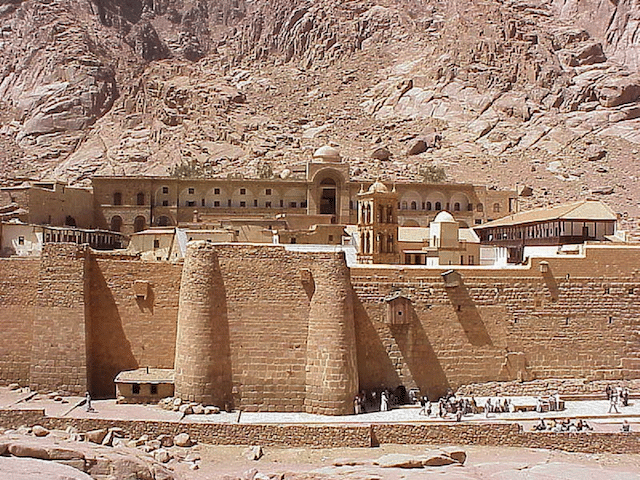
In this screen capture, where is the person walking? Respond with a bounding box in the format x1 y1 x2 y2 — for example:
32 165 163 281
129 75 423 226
608 389 620 414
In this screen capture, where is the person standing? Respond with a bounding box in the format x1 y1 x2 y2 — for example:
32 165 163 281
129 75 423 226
380 390 389 412
608 389 620 414
85 391 94 412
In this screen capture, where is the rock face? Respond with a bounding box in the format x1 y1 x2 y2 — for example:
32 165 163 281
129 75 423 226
1 0 640 229
0 456 93 480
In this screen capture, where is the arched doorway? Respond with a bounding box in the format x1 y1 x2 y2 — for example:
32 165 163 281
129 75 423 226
110 216 122 232
157 216 172 227
319 178 336 216
133 216 146 232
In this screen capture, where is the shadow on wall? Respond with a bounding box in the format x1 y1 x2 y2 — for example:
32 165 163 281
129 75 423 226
444 282 493 347
541 263 560 302
353 294 400 392
87 258 138 399
392 309 450 401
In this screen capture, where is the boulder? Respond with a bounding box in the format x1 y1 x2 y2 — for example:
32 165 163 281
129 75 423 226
585 145 606 161
8 441 85 461
440 447 467 465
85 429 108 445
374 453 425 468
178 404 193 415
245 445 263 461
204 406 220 415
0 456 92 480
596 74 640 107
174 433 192 447
591 186 614 195
8 383 20 390
422 451 458 467
406 139 427 155
192 404 205 415
157 434 173 448
371 146 391 161
154 448 172 463
31 426 49 438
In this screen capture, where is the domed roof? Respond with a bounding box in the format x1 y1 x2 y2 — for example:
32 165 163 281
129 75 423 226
433 211 456 223
367 179 389 194
313 145 341 162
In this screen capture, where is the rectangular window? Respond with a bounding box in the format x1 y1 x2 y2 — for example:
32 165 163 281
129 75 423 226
240 201 246 207
162 186 169 194
265 188 272 195
265 201 272 208
201 198 205 207
290 201 297 208
153 239 160 248
228 199 232 207
162 200 169 207
280 199 284 208
240 188 246 195
214 200 220 207
254 199 258 207
187 201 196 207
214 188 220 195
132 384 140 395
18 236 24 245
188 188 195 195
328 235 334 242
150 384 158 395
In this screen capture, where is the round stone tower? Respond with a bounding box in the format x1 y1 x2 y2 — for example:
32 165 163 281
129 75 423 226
305 252 359 415
174 242 231 406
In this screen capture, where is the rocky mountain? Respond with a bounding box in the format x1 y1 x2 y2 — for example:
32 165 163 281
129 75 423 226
1 0 640 230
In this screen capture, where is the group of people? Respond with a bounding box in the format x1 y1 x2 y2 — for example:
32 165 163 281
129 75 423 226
532 417 593 433
606 385 630 413
535 393 563 413
353 388 400 414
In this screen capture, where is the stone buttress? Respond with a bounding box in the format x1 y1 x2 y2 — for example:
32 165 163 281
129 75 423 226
305 252 359 415
174 242 232 405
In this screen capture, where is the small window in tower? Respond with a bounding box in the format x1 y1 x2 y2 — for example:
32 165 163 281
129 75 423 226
153 239 160 248
240 188 246 195
301 201 307 208
132 384 140 395
290 201 297 208
265 201 272 208
214 201 220 207
18 236 24 245
254 199 258 207
280 199 284 207
265 188 272 195
162 200 169 207
188 188 195 195
201 198 205 207
328 235 334 242
162 186 169 194
187 201 196 207
150 384 158 395
240 201 246 207
214 188 220 195
228 199 232 207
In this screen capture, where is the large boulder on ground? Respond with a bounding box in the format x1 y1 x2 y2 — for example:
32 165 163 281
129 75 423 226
174 433 192 447
596 74 640 107
374 453 426 468
85 428 108 444
31 426 49 437
0 456 92 480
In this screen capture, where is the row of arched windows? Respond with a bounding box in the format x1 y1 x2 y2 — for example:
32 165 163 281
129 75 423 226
113 192 145 206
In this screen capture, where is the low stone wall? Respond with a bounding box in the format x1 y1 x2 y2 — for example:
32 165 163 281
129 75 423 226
1 409 639 453
456 378 640 397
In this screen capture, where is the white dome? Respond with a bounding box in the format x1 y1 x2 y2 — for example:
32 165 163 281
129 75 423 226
367 180 389 194
433 211 456 223
313 145 341 162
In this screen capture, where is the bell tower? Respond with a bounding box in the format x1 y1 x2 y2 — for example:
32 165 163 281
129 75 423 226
357 180 399 264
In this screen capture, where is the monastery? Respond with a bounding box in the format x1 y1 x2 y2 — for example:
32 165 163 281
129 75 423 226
0 147 639 415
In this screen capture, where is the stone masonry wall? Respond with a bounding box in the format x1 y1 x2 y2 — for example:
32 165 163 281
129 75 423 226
87 255 181 398
0 258 39 386
30 244 90 395
351 245 640 398
2 409 640 454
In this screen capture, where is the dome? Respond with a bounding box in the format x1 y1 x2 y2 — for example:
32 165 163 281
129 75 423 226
367 179 389 194
433 211 456 223
313 145 341 162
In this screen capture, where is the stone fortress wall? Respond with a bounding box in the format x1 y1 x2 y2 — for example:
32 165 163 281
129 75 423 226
1 243 639 414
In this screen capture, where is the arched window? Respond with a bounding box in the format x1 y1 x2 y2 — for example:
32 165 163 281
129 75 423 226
410 201 417 210
454 202 461 211
435 202 442 211
113 192 122 205
493 203 501 213
426 202 432 211
110 216 122 232
401 201 408 210
134 216 146 233
136 192 145 205
467 203 473 211
477 203 484 212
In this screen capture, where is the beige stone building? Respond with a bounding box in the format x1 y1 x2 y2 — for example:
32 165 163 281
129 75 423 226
91 146 518 236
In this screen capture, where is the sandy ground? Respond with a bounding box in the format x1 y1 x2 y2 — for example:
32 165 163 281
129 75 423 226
170 443 640 479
